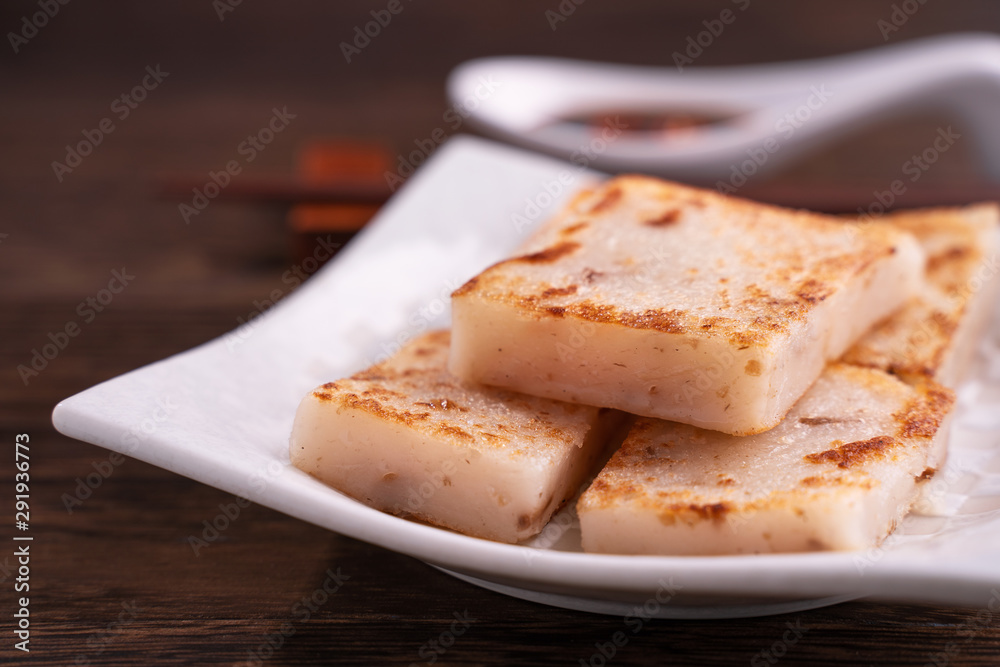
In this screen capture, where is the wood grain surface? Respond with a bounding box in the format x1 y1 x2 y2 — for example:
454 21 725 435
3 1 1000 665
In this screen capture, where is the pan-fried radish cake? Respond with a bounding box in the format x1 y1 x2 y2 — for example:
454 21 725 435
842 204 1000 387
577 204 999 555
290 331 626 544
577 366 953 555
449 176 924 436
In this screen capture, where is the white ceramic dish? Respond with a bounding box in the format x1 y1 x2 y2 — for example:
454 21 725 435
53 136 1000 619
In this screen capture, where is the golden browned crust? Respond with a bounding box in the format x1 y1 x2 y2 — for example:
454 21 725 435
583 465 877 520
587 184 623 214
453 175 915 348
644 209 681 227
337 393 430 426
540 285 578 298
804 436 899 469
308 330 599 456
561 221 590 236
842 203 1000 382
451 275 480 298
893 382 955 439
580 365 952 519
798 416 857 426
509 241 580 264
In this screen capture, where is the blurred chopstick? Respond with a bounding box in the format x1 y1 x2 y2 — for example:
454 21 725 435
154 175 998 213
154 176 392 206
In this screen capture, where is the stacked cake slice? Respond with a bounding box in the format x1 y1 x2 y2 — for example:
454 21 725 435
576 366 954 554
449 176 924 436
575 202 997 554
290 175 998 555
290 330 627 543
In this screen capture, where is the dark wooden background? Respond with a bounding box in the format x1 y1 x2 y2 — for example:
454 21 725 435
3 1 1000 664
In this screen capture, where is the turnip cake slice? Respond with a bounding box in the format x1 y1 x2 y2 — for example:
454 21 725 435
290 330 625 544
450 176 923 436
842 204 1000 387
577 365 953 555
577 205 999 555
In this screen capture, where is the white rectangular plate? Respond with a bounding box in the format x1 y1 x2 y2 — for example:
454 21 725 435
53 136 1000 618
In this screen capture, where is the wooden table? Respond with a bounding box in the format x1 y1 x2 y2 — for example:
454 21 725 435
3 2 1000 664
